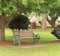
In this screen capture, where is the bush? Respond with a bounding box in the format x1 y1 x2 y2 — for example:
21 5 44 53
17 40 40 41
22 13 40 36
8 14 29 30
51 25 60 39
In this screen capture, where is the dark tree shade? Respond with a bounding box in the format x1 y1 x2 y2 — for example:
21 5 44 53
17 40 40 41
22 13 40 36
8 14 29 30
51 25 60 39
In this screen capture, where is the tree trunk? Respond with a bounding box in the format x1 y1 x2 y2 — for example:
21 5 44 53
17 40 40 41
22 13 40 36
0 15 5 41
41 13 48 29
5 13 17 27
47 18 57 28
0 28 5 41
47 19 55 28
51 21 55 28
47 15 58 28
0 13 17 41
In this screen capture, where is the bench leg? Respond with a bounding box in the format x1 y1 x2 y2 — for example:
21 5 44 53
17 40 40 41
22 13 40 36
13 38 16 45
13 36 21 46
33 39 35 44
13 39 21 46
18 39 21 46
33 38 40 44
37 38 40 44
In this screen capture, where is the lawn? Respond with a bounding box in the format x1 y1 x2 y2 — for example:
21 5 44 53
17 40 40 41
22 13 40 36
0 43 60 56
0 28 60 56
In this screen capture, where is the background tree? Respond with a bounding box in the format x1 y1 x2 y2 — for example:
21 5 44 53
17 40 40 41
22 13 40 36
26 0 58 29
47 0 60 28
35 0 58 29
28 0 60 28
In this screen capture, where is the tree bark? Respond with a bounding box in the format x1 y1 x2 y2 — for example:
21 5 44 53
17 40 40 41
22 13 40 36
41 13 48 29
0 28 5 41
5 13 17 27
0 0 6 41
47 16 58 28
0 15 5 41
47 19 55 28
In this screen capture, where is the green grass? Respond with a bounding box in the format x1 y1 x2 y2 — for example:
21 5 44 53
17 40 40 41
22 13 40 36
1 28 60 56
0 43 60 56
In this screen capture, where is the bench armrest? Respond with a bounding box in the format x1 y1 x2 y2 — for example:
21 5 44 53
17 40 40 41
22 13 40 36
34 34 40 39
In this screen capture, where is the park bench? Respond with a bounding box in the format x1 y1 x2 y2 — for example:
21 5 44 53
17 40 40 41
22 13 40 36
13 30 40 45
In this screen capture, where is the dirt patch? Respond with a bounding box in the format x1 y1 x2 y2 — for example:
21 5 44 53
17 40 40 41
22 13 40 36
0 41 47 48
0 41 13 46
0 40 60 48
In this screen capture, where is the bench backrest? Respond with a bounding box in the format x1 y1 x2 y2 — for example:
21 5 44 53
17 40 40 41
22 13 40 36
13 30 20 36
19 31 34 39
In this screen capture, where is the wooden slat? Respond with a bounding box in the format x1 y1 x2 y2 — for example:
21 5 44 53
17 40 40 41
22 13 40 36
19 31 34 38
13 30 34 39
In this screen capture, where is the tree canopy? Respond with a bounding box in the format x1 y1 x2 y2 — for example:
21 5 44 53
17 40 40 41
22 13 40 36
0 0 60 28
0 0 60 16
8 14 29 30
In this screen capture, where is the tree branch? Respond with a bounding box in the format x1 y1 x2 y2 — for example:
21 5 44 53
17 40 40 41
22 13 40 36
5 12 17 28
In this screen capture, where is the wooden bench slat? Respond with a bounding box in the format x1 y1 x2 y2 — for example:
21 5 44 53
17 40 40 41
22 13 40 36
19 31 34 38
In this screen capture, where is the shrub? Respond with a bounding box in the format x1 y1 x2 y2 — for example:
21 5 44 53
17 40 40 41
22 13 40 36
8 14 29 30
51 25 60 39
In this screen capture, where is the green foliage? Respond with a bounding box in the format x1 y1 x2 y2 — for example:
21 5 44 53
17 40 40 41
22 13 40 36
49 0 60 16
0 0 60 19
0 0 17 17
39 0 57 13
8 14 29 30
25 0 58 14
0 0 28 18
51 25 60 39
